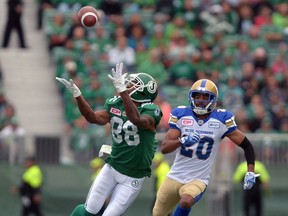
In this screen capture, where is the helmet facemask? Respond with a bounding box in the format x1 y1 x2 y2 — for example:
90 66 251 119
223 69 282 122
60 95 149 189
189 91 217 115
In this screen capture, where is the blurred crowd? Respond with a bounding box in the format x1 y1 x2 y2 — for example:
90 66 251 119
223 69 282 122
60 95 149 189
0 61 25 164
36 0 287 146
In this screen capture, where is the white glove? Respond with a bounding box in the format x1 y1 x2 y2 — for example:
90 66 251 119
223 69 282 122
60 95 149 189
108 63 127 93
243 172 260 190
179 132 201 147
56 77 81 98
99 144 112 157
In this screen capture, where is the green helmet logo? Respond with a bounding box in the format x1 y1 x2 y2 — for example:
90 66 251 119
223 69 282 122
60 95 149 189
147 80 157 94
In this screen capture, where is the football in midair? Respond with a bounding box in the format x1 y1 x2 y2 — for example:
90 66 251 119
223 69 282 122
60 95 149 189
78 6 100 28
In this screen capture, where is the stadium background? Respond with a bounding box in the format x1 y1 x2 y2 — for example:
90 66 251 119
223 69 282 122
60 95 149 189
0 0 288 215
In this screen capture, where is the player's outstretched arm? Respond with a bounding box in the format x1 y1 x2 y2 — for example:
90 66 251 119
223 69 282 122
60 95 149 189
56 77 109 125
227 129 259 189
108 63 156 131
56 77 81 98
161 129 182 154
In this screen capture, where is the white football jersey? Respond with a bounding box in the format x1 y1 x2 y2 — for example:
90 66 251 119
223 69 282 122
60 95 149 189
167 106 237 185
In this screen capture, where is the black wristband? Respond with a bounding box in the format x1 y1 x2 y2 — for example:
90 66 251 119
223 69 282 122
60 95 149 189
239 136 255 165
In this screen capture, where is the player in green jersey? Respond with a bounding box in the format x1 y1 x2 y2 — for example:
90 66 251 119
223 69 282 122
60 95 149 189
56 62 162 216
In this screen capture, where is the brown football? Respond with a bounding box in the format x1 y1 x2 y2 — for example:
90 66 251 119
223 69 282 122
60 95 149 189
78 6 100 28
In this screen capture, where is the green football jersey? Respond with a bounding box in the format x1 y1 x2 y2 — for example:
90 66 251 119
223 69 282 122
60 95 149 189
103 96 163 178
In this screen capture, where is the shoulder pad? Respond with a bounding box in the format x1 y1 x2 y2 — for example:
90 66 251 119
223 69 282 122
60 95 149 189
105 96 121 105
171 106 190 118
141 102 160 110
213 109 235 124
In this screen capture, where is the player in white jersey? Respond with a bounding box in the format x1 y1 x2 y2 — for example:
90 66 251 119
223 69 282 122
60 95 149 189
152 79 259 216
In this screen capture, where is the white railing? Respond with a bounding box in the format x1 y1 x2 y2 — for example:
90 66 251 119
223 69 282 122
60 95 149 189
1 133 287 166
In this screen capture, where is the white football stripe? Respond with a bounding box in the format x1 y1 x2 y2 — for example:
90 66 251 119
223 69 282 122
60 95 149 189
81 12 98 27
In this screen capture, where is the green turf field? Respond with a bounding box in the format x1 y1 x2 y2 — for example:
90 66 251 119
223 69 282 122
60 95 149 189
0 163 287 216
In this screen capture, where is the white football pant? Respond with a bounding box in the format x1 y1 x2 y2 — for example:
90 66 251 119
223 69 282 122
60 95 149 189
85 164 145 216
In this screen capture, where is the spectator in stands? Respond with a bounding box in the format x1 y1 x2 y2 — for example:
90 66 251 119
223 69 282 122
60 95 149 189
155 0 174 20
256 116 277 133
70 116 104 163
45 13 69 51
56 0 81 13
245 94 266 132
254 4 273 27
152 79 258 216
168 50 197 87
99 0 123 16
240 62 260 104
149 24 168 49
233 160 270 216
0 116 26 164
280 118 288 133
221 1 239 31
270 54 288 76
237 122 252 133
135 41 149 67
284 26 288 44
107 36 135 72
62 76 83 126
153 12 169 31
246 26 267 51
252 47 269 74
134 0 155 10
70 26 88 52
111 25 126 40
127 24 149 51
167 32 196 60
236 3 255 34
165 15 191 40
200 4 235 34
176 0 202 29
67 14 86 40
56 63 162 216
35 0 52 30
271 103 287 131
137 48 168 85
0 96 16 130
60 58 78 81
11 156 44 216
221 77 244 114
78 55 96 76
234 41 254 65
196 49 220 78
260 76 287 110
218 52 241 83
0 61 3 82
82 71 111 108
125 13 147 38
99 0 123 25
2 0 27 49
88 25 112 59
272 2 288 29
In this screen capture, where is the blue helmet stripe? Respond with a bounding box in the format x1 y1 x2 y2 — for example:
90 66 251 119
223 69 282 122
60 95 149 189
200 79 207 88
